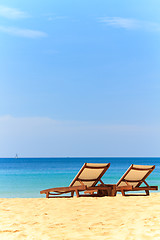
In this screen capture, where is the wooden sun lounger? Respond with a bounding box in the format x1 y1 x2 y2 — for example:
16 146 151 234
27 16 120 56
116 164 158 196
40 163 116 198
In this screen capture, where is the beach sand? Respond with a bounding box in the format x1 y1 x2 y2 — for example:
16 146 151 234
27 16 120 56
0 193 160 240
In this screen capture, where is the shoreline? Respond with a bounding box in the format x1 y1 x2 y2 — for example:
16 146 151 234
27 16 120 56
0 193 160 239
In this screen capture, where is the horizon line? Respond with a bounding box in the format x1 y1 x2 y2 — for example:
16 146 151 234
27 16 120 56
0 156 160 158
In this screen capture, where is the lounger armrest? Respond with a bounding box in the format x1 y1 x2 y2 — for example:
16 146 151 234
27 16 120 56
116 185 133 191
40 185 87 194
131 186 158 191
116 185 158 193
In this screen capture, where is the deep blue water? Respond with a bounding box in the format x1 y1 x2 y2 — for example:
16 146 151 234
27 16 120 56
0 157 159 198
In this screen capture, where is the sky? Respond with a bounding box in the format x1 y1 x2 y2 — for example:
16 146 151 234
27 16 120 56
0 0 160 157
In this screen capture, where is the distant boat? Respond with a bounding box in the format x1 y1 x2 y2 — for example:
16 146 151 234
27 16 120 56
15 154 18 159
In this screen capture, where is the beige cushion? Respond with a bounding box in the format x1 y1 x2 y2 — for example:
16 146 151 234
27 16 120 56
70 163 109 187
117 165 154 187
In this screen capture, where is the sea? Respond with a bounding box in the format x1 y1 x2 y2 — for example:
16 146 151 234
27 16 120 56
0 157 159 198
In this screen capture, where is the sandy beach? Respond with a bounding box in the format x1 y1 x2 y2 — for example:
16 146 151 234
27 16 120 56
0 193 160 240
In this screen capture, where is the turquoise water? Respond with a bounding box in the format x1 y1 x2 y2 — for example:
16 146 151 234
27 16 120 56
0 157 159 198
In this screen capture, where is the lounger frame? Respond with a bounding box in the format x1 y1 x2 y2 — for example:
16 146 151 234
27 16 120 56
116 164 158 196
40 163 115 198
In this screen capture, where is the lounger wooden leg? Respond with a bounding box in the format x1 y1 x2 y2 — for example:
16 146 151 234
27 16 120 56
46 192 49 198
71 191 74 197
75 190 79 197
121 190 126 196
145 190 149 196
111 187 117 196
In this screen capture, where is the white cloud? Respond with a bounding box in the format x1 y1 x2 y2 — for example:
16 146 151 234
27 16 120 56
98 17 160 32
0 25 47 38
99 17 138 29
44 49 59 55
0 5 29 19
48 16 67 21
43 13 67 22
0 6 47 38
0 115 159 157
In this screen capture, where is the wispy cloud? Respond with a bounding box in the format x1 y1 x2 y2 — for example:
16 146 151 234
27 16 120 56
48 16 67 21
0 25 47 38
44 49 59 55
99 17 138 29
43 13 67 22
0 6 47 38
0 115 160 157
0 5 29 19
98 17 160 32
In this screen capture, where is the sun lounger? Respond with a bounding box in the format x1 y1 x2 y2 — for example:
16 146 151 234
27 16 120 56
40 163 115 198
116 164 158 196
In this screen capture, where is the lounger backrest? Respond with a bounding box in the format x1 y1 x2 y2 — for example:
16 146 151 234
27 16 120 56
117 164 155 188
70 163 110 187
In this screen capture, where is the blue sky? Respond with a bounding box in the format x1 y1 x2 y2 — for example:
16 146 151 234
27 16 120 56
0 0 160 157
